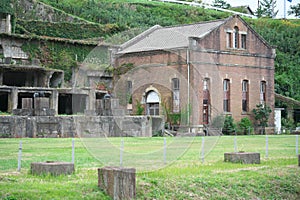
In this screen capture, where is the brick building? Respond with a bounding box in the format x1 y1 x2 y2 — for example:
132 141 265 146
114 15 275 129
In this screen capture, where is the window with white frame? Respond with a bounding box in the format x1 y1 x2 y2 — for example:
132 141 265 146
233 26 239 49
172 78 180 113
242 80 249 112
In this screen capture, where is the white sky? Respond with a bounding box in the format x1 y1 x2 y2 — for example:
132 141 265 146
203 0 299 18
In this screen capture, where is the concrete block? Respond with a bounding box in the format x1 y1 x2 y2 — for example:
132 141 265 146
31 161 74 176
224 152 260 164
98 167 136 200
34 97 50 109
22 98 33 109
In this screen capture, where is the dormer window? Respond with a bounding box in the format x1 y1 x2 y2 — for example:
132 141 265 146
241 34 247 49
233 26 239 49
226 27 247 50
226 32 232 48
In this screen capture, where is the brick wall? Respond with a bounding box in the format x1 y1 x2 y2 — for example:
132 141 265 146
115 16 275 127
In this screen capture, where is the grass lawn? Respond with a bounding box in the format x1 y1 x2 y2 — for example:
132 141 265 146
0 135 299 199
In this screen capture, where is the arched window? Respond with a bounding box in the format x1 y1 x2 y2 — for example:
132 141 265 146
233 26 239 49
146 91 160 115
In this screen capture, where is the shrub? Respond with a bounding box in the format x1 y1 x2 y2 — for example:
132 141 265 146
222 115 236 135
237 117 253 135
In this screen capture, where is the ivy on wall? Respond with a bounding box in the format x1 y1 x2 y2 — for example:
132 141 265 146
16 20 124 39
21 39 95 82
0 0 14 15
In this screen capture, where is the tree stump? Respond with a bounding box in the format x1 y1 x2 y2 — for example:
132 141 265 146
98 167 136 200
224 152 260 164
31 161 74 176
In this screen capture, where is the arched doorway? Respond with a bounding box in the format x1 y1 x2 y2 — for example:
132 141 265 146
146 91 160 115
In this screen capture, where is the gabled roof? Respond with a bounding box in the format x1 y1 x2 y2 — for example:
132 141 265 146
118 18 227 54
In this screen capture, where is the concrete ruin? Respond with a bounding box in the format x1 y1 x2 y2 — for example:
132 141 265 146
0 13 161 138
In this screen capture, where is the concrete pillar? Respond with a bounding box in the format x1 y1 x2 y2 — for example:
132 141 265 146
6 14 11 34
34 97 50 109
11 88 18 110
88 89 95 111
50 90 59 115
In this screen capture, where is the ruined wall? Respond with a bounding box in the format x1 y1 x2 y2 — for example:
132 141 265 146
0 37 29 62
0 115 154 138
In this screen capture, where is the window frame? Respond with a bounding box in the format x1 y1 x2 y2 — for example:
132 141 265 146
242 80 249 112
233 26 239 49
223 79 230 112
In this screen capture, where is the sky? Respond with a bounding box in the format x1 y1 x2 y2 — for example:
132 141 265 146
203 0 299 18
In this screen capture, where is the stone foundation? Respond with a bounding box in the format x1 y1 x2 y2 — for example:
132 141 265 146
98 167 136 200
0 115 156 138
224 152 260 164
31 161 75 176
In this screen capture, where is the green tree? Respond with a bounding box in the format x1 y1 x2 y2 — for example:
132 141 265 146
0 0 13 15
256 0 278 18
288 3 300 18
212 0 231 9
222 115 235 135
252 104 272 134
237 117 253 135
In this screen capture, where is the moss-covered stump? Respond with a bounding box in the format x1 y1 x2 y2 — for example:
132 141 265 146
98 166 136 200
31 161 74 176
224 152 260 164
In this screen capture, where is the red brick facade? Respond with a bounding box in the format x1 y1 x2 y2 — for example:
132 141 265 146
114 15 275 127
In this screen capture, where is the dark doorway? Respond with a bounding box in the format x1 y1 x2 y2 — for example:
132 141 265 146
0 92 8 112
294 109 300 124
58 94 73 115
3 71 26 87
58 94 86 115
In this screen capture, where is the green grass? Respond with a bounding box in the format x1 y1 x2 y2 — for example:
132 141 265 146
0 135 299 199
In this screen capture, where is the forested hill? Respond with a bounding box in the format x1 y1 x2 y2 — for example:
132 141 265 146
6 0 300 102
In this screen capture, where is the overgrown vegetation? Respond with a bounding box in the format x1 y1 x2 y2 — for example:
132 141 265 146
21 40 94 81
246 18 300 101
37 0 230 28
16 20 124 39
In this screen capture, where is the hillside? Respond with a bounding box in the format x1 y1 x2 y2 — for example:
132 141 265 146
6 0 300 103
